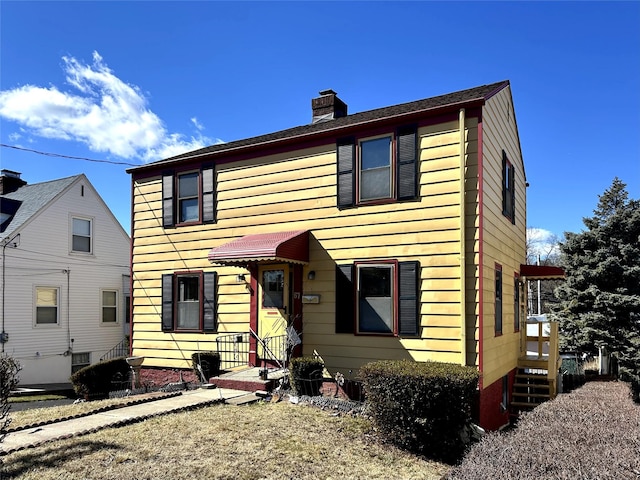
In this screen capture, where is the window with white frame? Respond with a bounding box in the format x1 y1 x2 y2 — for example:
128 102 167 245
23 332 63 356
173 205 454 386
72 352 90 373
72 217 92 253
36 287 59 325
359 136 393 202
357 262 395 334
102 290 118 323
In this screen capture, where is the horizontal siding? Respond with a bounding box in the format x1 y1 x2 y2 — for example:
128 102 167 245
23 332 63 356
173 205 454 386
3 178 130 384
480 86 526 387
131 118 483 374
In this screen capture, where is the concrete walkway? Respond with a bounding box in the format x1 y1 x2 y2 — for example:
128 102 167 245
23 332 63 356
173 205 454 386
2 387 254 456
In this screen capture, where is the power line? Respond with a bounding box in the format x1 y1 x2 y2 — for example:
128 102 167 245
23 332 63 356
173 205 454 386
0 143 140 167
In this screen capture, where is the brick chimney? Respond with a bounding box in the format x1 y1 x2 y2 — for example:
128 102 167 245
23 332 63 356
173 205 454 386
0 170 27 194
311 89 348 124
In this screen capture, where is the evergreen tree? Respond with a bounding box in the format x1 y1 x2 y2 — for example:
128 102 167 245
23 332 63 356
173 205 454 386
554 178 640 398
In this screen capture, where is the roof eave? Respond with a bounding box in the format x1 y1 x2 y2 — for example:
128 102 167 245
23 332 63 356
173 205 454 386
128 96 490 175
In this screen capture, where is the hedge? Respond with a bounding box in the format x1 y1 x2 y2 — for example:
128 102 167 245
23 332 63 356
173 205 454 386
70 357 130 399
448 381 640 479
360 359 479 463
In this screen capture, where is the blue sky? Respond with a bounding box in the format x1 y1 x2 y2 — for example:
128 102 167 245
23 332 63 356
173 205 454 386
1 1 638 250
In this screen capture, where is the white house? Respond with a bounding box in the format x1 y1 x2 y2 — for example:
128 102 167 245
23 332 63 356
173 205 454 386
0 170 130 385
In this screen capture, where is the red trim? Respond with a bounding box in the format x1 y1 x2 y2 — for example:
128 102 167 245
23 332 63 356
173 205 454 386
477 115 484 389
291 264 303 358
514 272 521 332
520 264 565 279
248 264 258 367
477 369 515 430
495 263 503 336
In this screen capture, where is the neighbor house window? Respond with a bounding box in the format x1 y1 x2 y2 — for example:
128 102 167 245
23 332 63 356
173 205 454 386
337 125 418 208
162 271 217 332
162 165 215 228
36 287 58 325
502 150 515 224
101 290 118 323
335 261 420 336
71 352 90 374
495 265 503 335
72 217 92 253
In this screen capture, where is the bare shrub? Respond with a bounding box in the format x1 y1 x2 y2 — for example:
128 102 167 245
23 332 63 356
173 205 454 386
1 355 20 442
448 381 640 479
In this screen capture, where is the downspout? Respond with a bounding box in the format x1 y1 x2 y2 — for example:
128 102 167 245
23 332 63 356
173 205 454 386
459 108 467 367
64 269 71 354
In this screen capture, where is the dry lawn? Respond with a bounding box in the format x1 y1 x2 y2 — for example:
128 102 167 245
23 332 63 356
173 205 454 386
3 401 449 480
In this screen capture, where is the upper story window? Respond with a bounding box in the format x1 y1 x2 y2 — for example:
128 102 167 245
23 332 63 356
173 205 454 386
177 172 200 223
359 136 393 202
337 125 417 208
502 150 515 224
162 271 217 332
36 286 59 325
72 217 92 253
162 165 215 228
102 290 118 323
335 260 420 337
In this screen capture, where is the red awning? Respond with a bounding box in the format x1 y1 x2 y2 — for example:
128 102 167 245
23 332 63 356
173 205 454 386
520 264 565 280
208 230 309 265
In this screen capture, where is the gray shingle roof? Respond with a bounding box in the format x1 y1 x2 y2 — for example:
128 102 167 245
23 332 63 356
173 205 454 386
129 80 509 172
1 175 80 239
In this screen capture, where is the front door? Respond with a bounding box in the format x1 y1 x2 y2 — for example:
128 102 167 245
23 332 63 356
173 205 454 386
257 264 290 365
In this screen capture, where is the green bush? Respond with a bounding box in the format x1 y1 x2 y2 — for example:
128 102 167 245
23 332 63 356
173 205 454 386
70 357 130 399
289 356 324 395
360 359 479 462
191 351 221 382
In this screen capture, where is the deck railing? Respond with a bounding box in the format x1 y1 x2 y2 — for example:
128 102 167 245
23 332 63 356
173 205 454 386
519 319 560 398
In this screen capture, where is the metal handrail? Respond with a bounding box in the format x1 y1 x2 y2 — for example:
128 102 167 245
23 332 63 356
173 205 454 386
100 337 129 361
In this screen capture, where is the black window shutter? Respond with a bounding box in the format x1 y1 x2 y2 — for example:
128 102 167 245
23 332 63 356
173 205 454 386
397 126 418 201
398 261 420 336
337 138 355 209
161 274 174 331
202 164 216 224
203 272 217 332
509 163 516 224
162 172 175 228
335 264 354 333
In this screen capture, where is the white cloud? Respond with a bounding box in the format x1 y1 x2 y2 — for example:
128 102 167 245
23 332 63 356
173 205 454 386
191 117 204 131
527 227 561 261
0 51 221 162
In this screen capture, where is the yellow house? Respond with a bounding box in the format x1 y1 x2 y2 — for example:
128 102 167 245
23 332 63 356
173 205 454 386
128 80 557 430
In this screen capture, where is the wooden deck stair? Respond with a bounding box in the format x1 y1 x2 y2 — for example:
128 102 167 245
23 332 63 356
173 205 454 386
510 320 561 415
511 369 552 412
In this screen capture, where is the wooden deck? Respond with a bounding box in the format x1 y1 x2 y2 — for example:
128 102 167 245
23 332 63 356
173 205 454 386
512 320 560 414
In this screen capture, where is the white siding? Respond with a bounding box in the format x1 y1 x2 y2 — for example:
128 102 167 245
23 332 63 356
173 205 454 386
1 176 130 385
